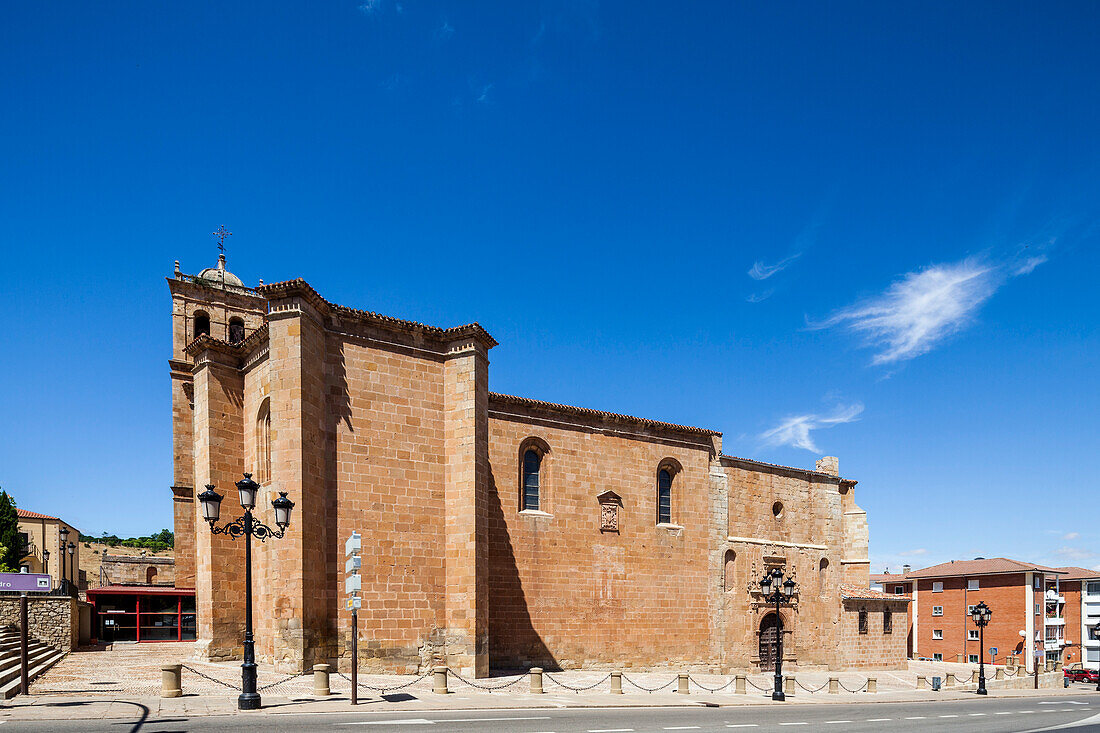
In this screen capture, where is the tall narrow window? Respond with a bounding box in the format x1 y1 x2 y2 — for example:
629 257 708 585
657 468 672 524
256 399 271 483
858 608 868 634
818 558 829 596
228 317 245 343
883 610 892 634
724 550 737 591
193 311 210 338
146 567 158 585
522 449 540 511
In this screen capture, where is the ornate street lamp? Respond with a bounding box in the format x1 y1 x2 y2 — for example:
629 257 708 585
199 473 294 710
759 567 797 701
67 542 76 595
970 601 992 695
1094 622 1100 693
58 526 69 594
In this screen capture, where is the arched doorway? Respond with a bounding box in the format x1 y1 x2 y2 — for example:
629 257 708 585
759 613 783 671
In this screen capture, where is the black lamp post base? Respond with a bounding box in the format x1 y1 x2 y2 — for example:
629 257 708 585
976 687 987 695
772 690 785 701
238 692 261 710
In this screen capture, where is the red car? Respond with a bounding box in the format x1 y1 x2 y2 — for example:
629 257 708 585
1065 667 1100 683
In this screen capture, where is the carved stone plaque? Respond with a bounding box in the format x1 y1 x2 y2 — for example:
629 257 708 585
596 490 622 533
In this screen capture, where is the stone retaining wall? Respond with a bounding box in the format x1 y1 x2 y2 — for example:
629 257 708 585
0 596 84 652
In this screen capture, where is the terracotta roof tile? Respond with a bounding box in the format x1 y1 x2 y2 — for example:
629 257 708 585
904 557 1066 579
1054 566 1100 581
841 583 911 601
16 508 59 521
489 392 721 437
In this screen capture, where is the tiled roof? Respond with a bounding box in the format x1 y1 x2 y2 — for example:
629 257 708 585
841 583 911 602
258 279 498 348
904 558 1066 579
870 573 911 584
1054 566 1100 581
721 454 852 483
16 509 58 521
489 392 721 437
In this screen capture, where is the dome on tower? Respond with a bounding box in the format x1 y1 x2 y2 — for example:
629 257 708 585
197 254 245 287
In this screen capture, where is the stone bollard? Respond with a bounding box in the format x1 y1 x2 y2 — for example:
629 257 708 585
610 671 623 694
530 667 544 694
678 673 689 694
312 664 331 696
433 666 449 694
916 675 927 690
1055 660 1063 672
867 677 877 694
735 674 746 695
784 676 794 696
829 677 839 694
1046 661 1054 673
946 672 956 687
160 664 182 698
995 668 1004 681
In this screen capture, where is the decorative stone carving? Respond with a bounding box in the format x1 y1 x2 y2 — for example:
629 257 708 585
596 490 622 533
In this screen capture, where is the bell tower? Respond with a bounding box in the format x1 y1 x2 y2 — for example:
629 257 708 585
168 245 267 588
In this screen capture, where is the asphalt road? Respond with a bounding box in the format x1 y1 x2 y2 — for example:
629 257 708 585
7 695 1100 733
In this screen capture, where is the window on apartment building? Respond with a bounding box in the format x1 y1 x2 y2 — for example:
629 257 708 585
656 467 673 524
1087 581 1100 595
933 653 943 662
967 605 975 615
883 610 892 634
932 629 943 640
1088 649 1100 664
1034 577 1042 590
969 654 979 664
1089 626 1100 642
932 606 943 616
968 579 979 590
1036 604 1041 616
932 581 943 592
522 448 541 511
858 609 868 634
968 629 979 641
894 586 906 595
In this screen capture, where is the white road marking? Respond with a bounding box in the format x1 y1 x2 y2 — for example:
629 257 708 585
905 716 926 720
970 713 987 716
1020 710 1036 713
588 729 633 732
664 728 701 731
996 711 1013 715
726 726 759 729
339 721 435 726
435 718 552 723
866 719 891 723
778 724 807 727
823 721 851 725
939 714 959 718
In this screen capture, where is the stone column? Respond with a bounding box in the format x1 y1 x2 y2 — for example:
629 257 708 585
191 347 247 662
442 339 490 677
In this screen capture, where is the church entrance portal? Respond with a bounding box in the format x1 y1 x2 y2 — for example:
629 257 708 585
759 613 783 672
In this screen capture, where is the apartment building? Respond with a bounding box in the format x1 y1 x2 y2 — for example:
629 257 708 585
1049 567 1100 670
873 558 1065 673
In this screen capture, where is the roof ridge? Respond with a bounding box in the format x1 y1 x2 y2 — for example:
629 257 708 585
489 392 721 437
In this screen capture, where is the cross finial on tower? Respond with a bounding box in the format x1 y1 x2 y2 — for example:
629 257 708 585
212 225 232 253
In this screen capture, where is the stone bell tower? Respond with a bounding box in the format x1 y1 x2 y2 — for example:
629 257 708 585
168 252 267 589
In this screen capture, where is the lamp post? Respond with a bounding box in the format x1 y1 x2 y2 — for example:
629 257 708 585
42 549 50 588
67 542 76 595
58 526 69 595
970 600 992 695
1094 622 1100 693
198 473 294 711
758 567 797 701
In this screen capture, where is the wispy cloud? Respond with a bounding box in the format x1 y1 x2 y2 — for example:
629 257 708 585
435 18 454 40
759 402 864 453
1063 532 1080 541
745 289 774 304
899 548 929 557
748 253 802 281
358 0 382 15
1055 546 1096 562
811 254 1047 365
1014 255 1048 276
476 83 494 104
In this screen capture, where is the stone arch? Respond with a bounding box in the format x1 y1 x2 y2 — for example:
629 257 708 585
146 566 158 584
758 611 785 671
723 549 737 591
193 310 210 339
256 398 271 483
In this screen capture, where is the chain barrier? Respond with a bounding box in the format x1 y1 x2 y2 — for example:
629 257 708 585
687 675 736 693
1004 667 1018 677
745 676 773 692
335 669 434 693
837 679 868 693
258 671 311 692
795 678 830 693
446 669 528 693
622 674 678 693
544 672 612 693
180 663 242 691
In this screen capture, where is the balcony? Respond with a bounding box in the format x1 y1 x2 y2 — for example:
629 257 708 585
1046 590 1066 603
1045 616 1066 625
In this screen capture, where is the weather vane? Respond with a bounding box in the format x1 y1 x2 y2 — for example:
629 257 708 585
213 225 232 254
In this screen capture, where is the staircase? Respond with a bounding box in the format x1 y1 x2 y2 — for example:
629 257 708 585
0 626 66 698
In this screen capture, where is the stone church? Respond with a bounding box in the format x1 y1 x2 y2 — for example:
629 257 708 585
169 255 908 676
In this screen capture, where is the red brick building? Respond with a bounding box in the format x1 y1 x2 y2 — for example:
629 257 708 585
873 558 1065 673
169 255 907 675
1047 567 1100 670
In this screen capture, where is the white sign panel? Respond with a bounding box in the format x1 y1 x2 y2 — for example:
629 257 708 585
345 574 362 594
346 597 362 610
345 555 361 574
345 532 361 557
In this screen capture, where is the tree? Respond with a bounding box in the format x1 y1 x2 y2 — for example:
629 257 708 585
0 491 19 572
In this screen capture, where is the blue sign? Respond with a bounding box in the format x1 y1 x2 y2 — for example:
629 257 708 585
0 573 51 592
990 647 998 656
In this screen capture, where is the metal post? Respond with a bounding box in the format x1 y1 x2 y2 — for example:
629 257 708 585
977 622 987 695
773 591 784 701
239 510 260 710
351 608 358 706
20 593 29 695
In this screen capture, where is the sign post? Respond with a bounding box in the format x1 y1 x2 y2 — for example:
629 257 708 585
345 532 362 705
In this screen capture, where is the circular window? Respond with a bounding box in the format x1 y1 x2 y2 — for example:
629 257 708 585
772 501 784 518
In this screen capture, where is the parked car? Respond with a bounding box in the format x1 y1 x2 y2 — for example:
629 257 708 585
1064 665 1099 683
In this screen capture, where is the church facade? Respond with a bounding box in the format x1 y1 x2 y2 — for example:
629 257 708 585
169 256 907 676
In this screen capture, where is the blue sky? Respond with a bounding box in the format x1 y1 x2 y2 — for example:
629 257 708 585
1 2 1097 573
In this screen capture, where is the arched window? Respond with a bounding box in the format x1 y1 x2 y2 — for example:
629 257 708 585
657 468 672 524
724 550 737 591
146 566 157 584
193 311 210 339
256 399 271 483
228 317 245 343
818 557 829 595
522 449 541 511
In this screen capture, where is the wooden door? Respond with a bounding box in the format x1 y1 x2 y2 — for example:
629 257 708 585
759 614 782 671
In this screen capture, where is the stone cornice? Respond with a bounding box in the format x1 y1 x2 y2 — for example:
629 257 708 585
721 455 856 486
183 325 270 371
